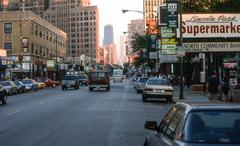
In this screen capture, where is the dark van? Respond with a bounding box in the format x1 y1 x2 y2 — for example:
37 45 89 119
88 71 110 91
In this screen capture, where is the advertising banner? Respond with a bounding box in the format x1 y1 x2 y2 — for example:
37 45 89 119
161 27 175 38
22 37 29 53
182 14 240 38
167 3 178 28
183 42 240 52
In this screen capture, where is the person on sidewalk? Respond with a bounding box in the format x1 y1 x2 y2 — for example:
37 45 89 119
207 72 221 102
222 74 230 102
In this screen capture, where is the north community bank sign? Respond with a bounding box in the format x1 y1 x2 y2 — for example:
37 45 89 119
184 42 240 52
182 13 240 38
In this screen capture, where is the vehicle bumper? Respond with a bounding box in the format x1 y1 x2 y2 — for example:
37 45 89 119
62 84 77 88
143 91 173 98
89 84 109 88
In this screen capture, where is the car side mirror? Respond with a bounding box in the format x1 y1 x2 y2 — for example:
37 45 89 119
145 121 158 131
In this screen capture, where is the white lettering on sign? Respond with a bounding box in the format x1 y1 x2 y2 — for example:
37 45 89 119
182 14 240 38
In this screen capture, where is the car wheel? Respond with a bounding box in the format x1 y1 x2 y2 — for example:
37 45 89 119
143 139 148 146
142 94 147 102
137 89 140 94
2 95 7 105
167 96 173 103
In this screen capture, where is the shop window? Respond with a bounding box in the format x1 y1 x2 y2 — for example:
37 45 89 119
4 23 12 33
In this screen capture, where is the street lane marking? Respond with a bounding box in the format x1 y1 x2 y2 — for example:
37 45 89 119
7 110 20 115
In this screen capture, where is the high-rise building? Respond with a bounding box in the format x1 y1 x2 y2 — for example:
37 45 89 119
19 0 48 17
43 0 99 61
119 35 127 63
17 0 99 63
143 0 164 34
103 24 114 45
127 19 144 55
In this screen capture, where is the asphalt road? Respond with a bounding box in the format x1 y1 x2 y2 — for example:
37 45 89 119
0 80 173 146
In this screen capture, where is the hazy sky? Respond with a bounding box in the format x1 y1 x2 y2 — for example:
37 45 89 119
91 0 143 46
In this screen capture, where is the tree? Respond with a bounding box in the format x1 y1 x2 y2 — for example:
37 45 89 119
183 0 240 13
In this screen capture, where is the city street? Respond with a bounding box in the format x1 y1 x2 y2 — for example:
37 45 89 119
0 80 173 146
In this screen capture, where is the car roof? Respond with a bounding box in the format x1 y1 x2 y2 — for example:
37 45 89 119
177 102 240 112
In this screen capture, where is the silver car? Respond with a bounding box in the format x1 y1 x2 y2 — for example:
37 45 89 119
142 78 173 102
144 102 240 146
0 81 18 95
136 77 149 93
21 79 38 91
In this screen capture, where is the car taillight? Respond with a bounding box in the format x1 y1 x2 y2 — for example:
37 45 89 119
145 88 153 91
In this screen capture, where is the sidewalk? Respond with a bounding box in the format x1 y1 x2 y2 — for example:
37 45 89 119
173 86 209 103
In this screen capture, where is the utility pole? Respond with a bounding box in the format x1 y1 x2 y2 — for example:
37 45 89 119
178 0 184 99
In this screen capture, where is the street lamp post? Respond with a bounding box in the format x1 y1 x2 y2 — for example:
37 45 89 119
178 0 184 99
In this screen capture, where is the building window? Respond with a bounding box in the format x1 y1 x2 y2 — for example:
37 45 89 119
4 23 12 33
4 43 12 54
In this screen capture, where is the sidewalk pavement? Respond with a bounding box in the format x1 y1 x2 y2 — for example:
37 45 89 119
173 86 209 103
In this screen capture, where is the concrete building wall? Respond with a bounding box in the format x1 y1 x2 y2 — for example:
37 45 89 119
0 11 67 69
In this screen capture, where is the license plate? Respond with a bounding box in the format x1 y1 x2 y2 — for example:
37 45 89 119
67 85 70 87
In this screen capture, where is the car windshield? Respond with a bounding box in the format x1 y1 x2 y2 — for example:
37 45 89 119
78 76 87 79
184 110 240 144
139 78 148 83
21 80 33 84
90 72 107 78
147 79 170 86
0 82 11 86
63 76 76 80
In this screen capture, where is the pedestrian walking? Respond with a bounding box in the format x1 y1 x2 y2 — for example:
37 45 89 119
207 72 221 102
222 75 230 102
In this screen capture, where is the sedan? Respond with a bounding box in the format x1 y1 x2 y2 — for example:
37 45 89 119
142 78 173 102
0 85 7 105
45 79 60 87
0 81 18 95
136 77 149 93
21 79 38 91
77 75 88 86
14 81 26 94
144 102 240 146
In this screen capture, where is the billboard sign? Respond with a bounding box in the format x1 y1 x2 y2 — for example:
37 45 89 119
167 3 178 28
182 14 240 38
161 27 175 38
183 42 240 52
47 60 55 68
22 37 29 53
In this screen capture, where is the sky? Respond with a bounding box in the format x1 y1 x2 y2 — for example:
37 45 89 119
91 0 143 46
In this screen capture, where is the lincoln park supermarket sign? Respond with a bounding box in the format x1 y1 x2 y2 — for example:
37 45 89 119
182 14 240 38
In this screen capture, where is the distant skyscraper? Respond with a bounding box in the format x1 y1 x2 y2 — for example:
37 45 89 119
143 0 164 34
103 24 114 45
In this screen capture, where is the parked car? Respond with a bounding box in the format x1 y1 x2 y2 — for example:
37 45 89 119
0 81 18 95
88 71 110 91
144 102 240 146
77 75 88 86
136 77 149 93
142 78 173 102
21 79 38 91
61 75 80 90
37 82 46 89
45 79 60 87
14 81 26 94
0 84 7 105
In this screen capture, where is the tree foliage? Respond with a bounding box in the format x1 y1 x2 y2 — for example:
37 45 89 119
183 0 240 13
130 33 151 53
